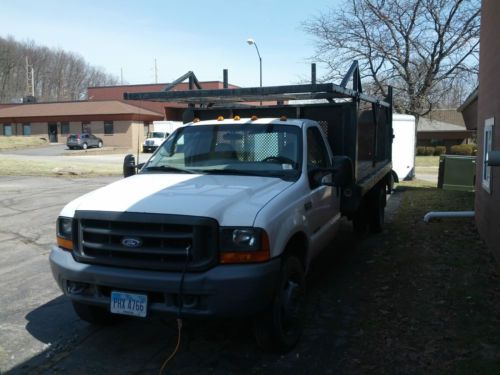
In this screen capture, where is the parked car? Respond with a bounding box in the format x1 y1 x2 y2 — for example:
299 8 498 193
67 134 103 150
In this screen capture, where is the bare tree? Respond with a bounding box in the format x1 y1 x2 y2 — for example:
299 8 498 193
0 36 119 103
303 0 480 115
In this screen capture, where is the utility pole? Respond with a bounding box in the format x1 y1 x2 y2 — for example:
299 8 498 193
154 58 158 83
26 56 34 97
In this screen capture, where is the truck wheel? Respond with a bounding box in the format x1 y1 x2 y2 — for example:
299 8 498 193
253 256 305 353
368 185 386 233
72 301 116 325
352 210 368 233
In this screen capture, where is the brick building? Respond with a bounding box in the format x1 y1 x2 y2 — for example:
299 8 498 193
0 100 162 148
0 78 238 149
417 109 475 151
459 0 500 256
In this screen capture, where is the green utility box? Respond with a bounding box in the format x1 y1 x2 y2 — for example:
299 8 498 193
437 155 476 191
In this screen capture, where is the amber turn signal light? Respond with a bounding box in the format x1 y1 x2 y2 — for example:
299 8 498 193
57 236 73 251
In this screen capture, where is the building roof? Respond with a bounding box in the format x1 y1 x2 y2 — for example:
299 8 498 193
423 109 465 126
0 100 162 118
417 117 471 132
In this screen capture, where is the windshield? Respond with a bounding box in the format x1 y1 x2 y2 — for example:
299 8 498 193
148 132 167 138
143 124 302 180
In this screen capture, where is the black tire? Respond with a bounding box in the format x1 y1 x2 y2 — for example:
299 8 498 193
253 256 306 353
72 301 116 325
82 143 88 150
352 211 368 233
368 185 386 233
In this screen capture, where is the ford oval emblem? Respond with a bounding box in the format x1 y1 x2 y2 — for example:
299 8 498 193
121 237 143 248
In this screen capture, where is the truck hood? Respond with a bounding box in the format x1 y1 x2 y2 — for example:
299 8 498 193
60 173 294 226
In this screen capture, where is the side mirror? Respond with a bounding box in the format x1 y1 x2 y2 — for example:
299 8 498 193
331 156 353 188
123 154 136 178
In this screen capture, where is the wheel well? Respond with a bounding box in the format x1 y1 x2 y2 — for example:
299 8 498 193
391 169 399 183
283 232 308 268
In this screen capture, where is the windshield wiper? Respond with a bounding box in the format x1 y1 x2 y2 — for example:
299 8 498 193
143 165 196 174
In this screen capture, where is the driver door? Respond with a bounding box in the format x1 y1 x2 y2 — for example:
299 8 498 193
305 126 341 259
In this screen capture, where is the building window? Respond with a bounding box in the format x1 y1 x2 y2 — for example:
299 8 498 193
104 121 114 135
3 123 12 136
482 117 494 193
82 121 91 134
23 123 31 136
61 122 70 135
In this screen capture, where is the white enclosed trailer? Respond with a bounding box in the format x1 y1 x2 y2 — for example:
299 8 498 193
392 114 416 181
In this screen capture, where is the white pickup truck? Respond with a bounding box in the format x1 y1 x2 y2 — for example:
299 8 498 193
51 69 393 352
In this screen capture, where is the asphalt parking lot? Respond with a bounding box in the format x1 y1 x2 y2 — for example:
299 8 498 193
0 175 396 374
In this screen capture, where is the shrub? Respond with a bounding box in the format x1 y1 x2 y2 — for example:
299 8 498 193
434 146 446 156
416 146 426 156
423 146 435 156
449 144 476 156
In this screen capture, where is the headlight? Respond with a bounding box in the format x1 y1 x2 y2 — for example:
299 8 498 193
57 217 74 250
219 227 270 264
58 217 73 239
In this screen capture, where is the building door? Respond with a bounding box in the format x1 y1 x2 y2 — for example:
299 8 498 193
48 123 58 143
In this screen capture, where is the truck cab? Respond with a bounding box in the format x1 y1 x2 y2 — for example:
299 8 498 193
142 131 169 153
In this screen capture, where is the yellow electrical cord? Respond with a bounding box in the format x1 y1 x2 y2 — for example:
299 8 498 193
158 318 183 374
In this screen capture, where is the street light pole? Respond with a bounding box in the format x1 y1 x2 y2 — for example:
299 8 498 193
247 38 262 104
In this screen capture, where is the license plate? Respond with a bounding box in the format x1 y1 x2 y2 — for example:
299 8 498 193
110 291 148 318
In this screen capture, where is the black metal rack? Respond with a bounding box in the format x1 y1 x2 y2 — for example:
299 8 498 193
124 61 390 108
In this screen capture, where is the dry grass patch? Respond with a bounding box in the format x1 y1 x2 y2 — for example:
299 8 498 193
0 159 121 177
0 136 48 150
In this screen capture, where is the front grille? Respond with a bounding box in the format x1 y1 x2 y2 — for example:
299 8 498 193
73 211 218 271
145 140 154 146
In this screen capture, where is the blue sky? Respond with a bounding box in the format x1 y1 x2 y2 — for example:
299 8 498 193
0 0 341 87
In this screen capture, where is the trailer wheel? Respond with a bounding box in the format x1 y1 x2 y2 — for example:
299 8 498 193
253 255 305 353
72 301 116 325
369 185 386 233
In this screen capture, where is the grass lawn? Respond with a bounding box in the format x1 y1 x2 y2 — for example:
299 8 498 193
0 136 48 150
0 158 121 177
343 179 500 373
415 155 440 167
